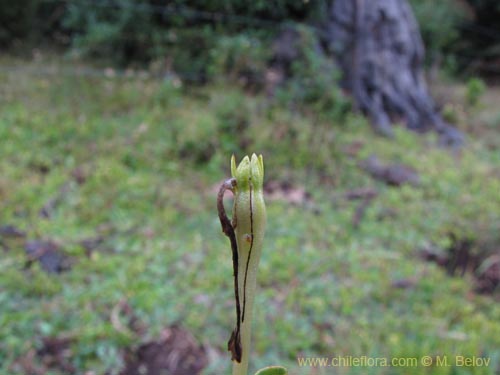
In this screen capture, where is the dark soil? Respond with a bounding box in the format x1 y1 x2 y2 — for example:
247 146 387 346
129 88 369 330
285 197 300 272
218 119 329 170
15 326 208 374
421 237 499 297
120 325 208 375
0 224 26 238
37 337 75 374
475 255 500 295
360 155 420 187
25 240 71 274
12 336 75 374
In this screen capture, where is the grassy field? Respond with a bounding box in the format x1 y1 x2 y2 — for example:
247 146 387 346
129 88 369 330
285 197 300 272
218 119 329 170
0 57 499 375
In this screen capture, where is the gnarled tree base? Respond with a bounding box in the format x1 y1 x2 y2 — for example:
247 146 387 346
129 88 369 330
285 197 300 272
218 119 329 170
326 0 463 146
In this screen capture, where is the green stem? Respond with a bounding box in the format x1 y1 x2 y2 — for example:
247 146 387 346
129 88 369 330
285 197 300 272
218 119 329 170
229 154 266 375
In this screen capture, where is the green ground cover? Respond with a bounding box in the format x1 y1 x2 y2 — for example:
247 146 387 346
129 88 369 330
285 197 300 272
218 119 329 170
0 57 499 374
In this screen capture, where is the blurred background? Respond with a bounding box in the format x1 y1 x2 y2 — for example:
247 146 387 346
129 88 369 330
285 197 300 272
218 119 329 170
0 1 499 374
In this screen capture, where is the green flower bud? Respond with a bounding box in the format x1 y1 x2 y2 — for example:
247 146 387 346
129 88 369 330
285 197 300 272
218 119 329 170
221 154 267 375
231 154 264 192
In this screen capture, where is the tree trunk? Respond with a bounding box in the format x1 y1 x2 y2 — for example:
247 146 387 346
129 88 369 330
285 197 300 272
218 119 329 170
326 0 463 146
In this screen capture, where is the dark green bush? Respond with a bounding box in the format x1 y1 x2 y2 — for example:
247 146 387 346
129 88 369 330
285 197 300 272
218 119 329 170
62 0 166 64
274 26 351 121
5 0 495 81
0 0 481 78
60 0 317 68
0 0 63 48
0 0 37 47
457 0 500 75
408 0 466 65
209 32 271 87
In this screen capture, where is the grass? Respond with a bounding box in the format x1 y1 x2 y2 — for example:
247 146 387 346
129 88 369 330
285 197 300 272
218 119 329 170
0 56 499 375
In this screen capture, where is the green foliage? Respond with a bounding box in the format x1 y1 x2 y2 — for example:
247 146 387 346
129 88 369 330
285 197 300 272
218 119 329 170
209 33 270 87
466 77 486 107
0 57 499 375
274 26 351 122
2 0 498 80
409 0 500 75
212 89 252 156
458 0 500 74
408 0 466 66
0 0 36 47
441 103 460 124
168 0 314 21
51 0 316 71
0 0 60 48
62 0 165 64
0 0 66 48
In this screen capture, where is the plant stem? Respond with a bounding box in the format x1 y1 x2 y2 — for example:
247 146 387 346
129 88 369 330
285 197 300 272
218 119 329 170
230 154 266 375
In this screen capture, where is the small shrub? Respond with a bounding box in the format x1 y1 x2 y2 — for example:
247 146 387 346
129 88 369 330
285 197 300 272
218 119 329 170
209 33 270 89
274 26 351 122
408 0 466 65
465 77 486 108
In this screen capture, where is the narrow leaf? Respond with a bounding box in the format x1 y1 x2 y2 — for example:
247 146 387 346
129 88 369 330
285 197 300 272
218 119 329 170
254 366 288 375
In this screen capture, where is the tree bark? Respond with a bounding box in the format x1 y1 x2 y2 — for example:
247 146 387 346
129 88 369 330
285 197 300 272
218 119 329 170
326 0 463 146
